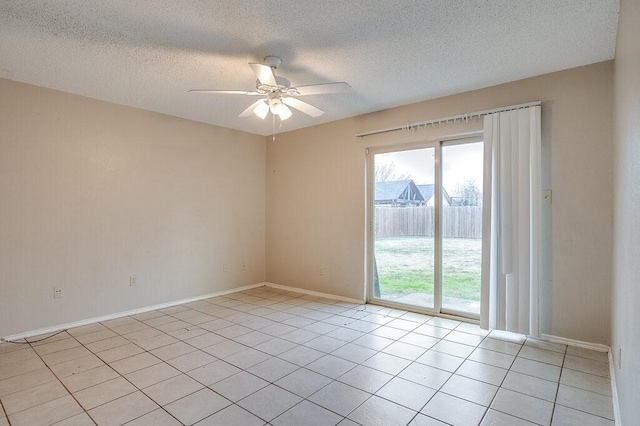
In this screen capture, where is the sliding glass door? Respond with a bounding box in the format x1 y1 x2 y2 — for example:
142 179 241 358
368 137 483 318
441 141 484 315
371 147 437 310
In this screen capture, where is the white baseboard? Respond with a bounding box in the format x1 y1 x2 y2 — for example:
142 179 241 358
264 282 364 304
608 350 622 425
540 333 610 352
1 283 265 342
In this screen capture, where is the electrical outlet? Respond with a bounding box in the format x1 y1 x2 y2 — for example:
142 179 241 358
241 264 246 272
542 190 552 205
223 263 228 273
53 287 63 298
319 265 325 276
130 275 137 287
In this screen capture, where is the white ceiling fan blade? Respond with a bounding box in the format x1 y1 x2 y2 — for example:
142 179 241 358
190 90 261 95
294 82 351 96
282 97 325 117
238 99 268 118
249 63 277 86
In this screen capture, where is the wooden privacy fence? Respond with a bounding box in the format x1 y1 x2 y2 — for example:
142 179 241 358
375 206 483 238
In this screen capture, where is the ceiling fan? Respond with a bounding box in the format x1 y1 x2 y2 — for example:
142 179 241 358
190 56 350 121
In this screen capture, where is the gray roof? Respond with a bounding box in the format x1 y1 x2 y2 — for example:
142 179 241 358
416 184 434 202
417 184 452 205
375 180 452 205
375 180 424 202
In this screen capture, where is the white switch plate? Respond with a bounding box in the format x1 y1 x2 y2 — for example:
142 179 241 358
543 190 552 205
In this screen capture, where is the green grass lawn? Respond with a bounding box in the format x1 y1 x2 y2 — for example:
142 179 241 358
375 236 482 301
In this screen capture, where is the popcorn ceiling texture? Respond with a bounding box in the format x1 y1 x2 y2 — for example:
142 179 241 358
0 0 619 135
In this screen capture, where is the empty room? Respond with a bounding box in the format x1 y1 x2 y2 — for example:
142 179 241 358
0 1 638 425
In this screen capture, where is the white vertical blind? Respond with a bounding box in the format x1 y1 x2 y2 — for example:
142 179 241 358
481 106 541 336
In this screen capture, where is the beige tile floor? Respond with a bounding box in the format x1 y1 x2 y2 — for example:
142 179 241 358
0 287 615 426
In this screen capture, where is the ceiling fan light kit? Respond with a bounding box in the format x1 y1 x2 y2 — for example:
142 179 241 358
253 100 270 120
190 56 350 121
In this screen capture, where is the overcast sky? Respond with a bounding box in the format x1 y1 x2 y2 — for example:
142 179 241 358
375 142 483 195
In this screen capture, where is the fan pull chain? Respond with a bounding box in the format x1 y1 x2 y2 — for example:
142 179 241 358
272 113 276 141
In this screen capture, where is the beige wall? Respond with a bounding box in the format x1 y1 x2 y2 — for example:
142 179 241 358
0 79 266 337
0 60 615 346
612 0 640 422
267 61 613 345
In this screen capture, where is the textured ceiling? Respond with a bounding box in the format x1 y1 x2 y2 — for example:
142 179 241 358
0 1 619 136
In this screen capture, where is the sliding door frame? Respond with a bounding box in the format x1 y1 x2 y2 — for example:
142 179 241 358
365 134 483 321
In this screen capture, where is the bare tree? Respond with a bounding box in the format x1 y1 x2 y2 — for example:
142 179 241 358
451 178 482 206
375 163 410 182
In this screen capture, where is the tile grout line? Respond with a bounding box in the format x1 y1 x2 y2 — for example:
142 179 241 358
552 364 616 423
165 292 600 422
282 312 434 422
73 298 267 424
24 331 98 426
451 331 503 425
419 326 499 424
3 287 615 426
200 294 375 423
11 294 396 423
549 344 569 425
477 337 531 424
0 399 11 426
76 301 277 422
28 318 200 424
475 337 613 424
300 319 484 424
190 290 362 424
131 296 323 423
347 322 506 423
232 308 463 423
136 292 611 424
226 302 616 424
518 343 614 422
81 290 345 424
80 314 208 425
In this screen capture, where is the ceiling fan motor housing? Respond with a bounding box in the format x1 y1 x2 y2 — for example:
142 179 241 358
264 56 282 69
256 76 292 94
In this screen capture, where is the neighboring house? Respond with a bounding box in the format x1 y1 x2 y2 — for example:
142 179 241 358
375 180 453 207
416 184 452 207
375 180 423 206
